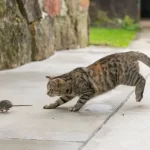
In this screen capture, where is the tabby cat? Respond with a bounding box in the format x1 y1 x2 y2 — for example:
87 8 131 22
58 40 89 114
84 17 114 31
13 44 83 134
44 51 150 112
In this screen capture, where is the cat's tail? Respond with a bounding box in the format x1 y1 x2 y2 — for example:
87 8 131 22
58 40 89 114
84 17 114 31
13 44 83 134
128 51 150 67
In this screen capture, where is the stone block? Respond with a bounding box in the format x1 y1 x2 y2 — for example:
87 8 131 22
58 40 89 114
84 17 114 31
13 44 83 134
30 16 54 61
17 0 42 23
0 0 32 69
44 0 61 17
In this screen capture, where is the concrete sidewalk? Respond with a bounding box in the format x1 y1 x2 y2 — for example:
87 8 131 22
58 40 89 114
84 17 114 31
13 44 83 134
0 29 150 150
0 46 132 150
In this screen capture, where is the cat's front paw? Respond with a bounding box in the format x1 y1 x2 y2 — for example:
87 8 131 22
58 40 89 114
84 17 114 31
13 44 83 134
43 104 55 109
68 106 79 112
43 105 50 109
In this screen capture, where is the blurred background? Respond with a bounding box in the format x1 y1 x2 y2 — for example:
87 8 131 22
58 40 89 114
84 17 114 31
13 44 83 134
0 0 149 70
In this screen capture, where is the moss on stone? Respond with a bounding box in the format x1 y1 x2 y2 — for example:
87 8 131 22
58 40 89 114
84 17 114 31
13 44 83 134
0 0 6 17
0 0 32 70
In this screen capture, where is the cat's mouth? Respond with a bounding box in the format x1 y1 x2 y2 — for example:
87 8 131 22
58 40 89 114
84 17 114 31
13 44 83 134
47 94 55 97
48 93 61 97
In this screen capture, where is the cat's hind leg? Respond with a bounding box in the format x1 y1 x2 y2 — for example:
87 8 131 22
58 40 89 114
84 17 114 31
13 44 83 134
125 73 146 102
134 74 145 102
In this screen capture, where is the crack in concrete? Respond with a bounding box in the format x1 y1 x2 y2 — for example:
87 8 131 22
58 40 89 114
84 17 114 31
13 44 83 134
1 137 83 144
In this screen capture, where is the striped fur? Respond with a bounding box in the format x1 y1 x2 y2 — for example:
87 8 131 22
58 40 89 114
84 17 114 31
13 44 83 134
44 51 150 112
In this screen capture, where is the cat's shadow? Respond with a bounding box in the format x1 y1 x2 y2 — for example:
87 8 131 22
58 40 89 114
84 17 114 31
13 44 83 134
124 105 150 112
42 106 101 117
0 111 11 115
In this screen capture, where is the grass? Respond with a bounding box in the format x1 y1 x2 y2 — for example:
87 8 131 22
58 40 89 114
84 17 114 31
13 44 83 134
90 27 137 47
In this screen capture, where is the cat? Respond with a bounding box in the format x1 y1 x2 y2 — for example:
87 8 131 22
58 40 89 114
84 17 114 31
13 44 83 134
44 51 150 112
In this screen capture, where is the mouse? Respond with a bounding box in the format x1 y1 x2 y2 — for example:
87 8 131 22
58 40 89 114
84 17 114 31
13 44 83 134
0 100 33 112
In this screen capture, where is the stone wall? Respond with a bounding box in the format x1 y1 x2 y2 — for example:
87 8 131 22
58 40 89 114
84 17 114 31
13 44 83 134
0 0 90 70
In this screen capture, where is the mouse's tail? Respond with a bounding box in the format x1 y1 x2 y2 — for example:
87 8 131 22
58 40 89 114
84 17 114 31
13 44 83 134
13 105 33 107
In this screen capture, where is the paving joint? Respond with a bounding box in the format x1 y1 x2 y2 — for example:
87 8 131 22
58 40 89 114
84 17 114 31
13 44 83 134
1 138 84 143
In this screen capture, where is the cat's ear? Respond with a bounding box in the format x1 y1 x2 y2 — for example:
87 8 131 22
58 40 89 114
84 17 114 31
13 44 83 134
45 76 54 79
55 78 65 86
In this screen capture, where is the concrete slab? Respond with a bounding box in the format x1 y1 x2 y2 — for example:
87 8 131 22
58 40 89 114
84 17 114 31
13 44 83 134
0 46 134 149
82 75 150 150
82 30 150 150
0 85 134 141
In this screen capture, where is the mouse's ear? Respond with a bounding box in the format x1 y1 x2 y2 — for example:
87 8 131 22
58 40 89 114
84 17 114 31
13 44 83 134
45 76 54 79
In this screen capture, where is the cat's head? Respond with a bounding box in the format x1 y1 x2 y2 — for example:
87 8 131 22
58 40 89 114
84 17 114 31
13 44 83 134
46 76 68 97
